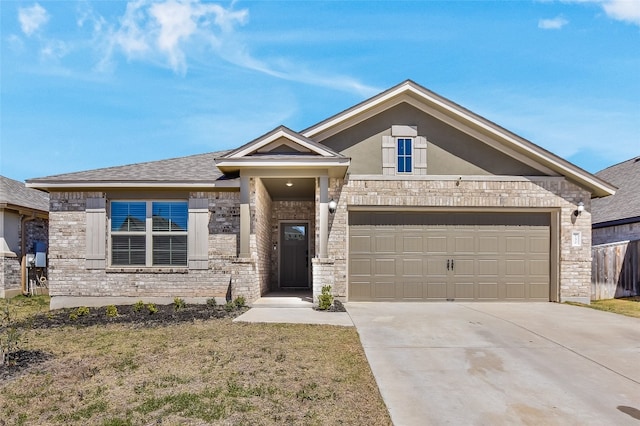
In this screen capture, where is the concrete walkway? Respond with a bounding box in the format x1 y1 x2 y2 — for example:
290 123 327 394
233 293 353 326
346 302 640 426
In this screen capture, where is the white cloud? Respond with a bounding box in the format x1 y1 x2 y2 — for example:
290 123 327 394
602 0 640 26
562 0 640 27
93 0 376 95
18 3 49 36
538 16 569 29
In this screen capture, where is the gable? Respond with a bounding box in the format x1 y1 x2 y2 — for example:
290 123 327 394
304 80 615 197
215 126 350 177
320 103 547 176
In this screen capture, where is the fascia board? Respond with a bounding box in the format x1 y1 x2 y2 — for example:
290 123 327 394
216 158 350 168
228 128 339 159
26 181 240 190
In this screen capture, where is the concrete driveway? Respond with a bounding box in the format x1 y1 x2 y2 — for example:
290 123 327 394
346 302 640 426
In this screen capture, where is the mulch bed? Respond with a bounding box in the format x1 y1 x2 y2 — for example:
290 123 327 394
23 302 248 329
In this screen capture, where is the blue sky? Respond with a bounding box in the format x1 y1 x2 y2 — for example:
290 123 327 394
1 0 639 182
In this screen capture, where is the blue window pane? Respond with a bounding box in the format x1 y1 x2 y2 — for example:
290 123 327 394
153 202 188 231
111 202 146 231
397 138 413 174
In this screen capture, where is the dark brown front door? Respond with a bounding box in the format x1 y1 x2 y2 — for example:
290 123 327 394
280 223 309 288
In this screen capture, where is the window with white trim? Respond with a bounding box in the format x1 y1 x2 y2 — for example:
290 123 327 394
397 138 413 173
110 201 188 267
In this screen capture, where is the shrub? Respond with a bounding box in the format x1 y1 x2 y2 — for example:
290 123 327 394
1 302 25 366
224 301 235 312
233 296 246 308
173 297 186 311
133 300 145 312
317 285 333 311
206 298 217 308
105 305 118 318
70 306 90 321
146 303 158 315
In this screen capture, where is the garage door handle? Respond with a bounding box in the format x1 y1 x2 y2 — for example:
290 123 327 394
451 259 454 270
446 259 450 270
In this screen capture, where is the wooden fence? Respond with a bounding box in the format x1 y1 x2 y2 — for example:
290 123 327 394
591 239 640 300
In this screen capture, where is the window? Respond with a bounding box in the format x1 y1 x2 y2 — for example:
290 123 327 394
397 138 413 173
110 201 188 267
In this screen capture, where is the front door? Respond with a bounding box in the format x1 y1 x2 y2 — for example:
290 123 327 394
280 223 309 288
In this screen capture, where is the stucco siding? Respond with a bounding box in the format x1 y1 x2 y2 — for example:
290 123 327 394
321 103 546 176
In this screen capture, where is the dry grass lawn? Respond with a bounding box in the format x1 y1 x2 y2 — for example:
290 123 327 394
586 296 640 318
1 296 391 426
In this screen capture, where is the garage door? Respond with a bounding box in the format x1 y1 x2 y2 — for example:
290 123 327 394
349 212 550 301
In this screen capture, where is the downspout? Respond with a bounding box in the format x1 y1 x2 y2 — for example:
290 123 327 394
20 214 36 296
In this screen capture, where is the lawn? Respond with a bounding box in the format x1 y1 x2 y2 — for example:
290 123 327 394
586 296 640 318
1 296 391 426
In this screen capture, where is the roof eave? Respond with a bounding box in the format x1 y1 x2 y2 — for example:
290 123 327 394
26 180 240 190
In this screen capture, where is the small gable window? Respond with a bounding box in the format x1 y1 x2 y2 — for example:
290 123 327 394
397 138 413 173
110 201 188 267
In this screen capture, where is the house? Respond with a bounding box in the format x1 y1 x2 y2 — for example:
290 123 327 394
26 80 615 309
590 157 639 299
592 157 640 245
0 176 49 298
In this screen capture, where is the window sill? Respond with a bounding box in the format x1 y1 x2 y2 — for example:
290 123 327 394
105 267 189 274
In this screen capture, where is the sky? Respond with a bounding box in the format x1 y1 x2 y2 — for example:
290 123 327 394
1 0 639 183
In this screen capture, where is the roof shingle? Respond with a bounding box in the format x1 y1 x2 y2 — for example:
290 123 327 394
592 157 640 225
0 176 49 212
26 151 230 185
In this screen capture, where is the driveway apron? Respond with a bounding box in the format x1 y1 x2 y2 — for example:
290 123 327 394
347 302 640 426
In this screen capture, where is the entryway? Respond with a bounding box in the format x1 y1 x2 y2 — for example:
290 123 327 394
280 223 310 289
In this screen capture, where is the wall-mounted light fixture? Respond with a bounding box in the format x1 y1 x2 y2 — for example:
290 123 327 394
328 199 338 214
285 180 293 187
573 201 584 217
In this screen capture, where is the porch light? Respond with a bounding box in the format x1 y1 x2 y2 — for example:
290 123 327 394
574 201 584 217
328 199 338 214
286 180 293 187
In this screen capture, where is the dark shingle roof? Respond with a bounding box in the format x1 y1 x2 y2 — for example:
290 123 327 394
0 176 49 212
592 157 640 225
26 151 230 185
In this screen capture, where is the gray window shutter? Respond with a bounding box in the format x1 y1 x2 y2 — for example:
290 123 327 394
414 136 428 175
86 197 106 269
382 135 395 175
188 198 209 270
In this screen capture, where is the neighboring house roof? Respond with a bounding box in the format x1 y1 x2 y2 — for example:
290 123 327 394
303 80 616 198
0 175 49 213
592 156 640 227
26 151 234 189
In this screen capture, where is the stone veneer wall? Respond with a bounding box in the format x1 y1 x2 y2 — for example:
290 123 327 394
0 256 21 298
48 191 246 307
271 200 315 289
593 222 640 246
325 177 593 303
253 178 272 297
